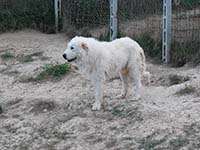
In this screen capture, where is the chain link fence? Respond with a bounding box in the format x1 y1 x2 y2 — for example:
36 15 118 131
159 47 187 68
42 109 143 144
172 0 200 42
62 0 110 30
0 0 200 65
171 0 200 66
0 0 55 33
117 0 163 59
118 0 163 38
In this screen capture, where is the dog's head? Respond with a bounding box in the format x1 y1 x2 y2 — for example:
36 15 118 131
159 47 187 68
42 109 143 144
63 36 88 62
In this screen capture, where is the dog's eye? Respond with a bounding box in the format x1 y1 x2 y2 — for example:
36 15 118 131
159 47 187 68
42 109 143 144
71 46 74 50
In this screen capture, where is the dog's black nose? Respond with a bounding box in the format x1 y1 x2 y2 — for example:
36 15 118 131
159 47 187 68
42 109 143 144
63 53 67 59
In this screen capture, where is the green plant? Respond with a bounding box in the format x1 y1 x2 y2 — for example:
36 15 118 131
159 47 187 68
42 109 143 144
20 55 34 63
20 63 70 82
170 41 188 67
138 132 167 150
1 52 14 60
170 40 200 67
175 85 196 95
136 33 162 60
168 74 190 86
31 100 56 113
169 136 189 149
36 63 70 80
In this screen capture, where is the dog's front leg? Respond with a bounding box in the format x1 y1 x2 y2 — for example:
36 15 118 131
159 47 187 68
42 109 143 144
118 72 129 99
92 80 103 111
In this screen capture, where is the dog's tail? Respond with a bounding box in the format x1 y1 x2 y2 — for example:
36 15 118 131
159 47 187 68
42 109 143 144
140 49 150 84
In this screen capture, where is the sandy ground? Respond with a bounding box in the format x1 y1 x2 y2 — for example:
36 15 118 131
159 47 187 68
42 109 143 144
0 30 200 150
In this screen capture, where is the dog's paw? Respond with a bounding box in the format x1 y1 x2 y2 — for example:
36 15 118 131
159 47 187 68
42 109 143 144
92 102 101 111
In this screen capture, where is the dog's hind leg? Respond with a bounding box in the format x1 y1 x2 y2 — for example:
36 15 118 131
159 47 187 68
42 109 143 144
130 62 142 100
118 68 129 99
140 50 150 85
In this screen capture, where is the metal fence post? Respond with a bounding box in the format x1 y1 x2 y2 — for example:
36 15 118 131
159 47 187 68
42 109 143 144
110 0 118 41
54 0 61 33
162 0 172 63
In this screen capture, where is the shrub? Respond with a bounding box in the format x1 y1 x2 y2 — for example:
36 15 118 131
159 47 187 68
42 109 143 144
169 136 189 149
136 33 162 60
168 74 190 86
175 85 196 96
35 63 71 80
171 40 200 67
20 63 70 82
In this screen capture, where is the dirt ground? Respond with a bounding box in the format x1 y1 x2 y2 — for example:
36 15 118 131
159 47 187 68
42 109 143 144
1 30 200 150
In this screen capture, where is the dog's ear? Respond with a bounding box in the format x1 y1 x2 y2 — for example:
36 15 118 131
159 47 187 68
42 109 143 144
81 43 89 51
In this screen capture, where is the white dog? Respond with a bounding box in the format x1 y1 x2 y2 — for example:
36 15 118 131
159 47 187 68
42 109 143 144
63 36 150 110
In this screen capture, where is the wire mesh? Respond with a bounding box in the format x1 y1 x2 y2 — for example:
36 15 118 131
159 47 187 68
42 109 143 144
0 0 200 59
170 0 200 66
0 0 13 9
0 0 54 32
172 0 200 43
118 0 163 40
62 0 110 29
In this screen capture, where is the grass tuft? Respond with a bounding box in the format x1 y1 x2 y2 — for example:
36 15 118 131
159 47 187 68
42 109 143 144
168 74 190 86
175 85 196 96
169 136 189 149
20 63 70 82
17 52 43 63
34 63 70 81
20 55 34 63
171 40 200 67
38 63 70 78
136 33 162 61
138 132 167 150
1 52 14 60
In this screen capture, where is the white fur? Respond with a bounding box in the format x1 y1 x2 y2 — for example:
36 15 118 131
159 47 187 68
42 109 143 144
63 36 150 110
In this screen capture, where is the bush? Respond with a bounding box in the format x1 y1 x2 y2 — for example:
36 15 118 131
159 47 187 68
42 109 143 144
171 40 200 67
20 63 70 82
175 85 196 96
168 74 190 86
36 63 70 80
136 33 162 60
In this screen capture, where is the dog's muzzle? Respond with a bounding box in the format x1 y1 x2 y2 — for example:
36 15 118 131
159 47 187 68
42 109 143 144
67 57 77 62
63 54 77 62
